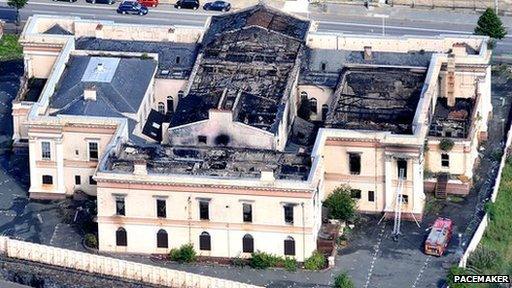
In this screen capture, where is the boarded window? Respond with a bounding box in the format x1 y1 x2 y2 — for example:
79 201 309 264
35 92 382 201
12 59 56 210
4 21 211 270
350 189 361 199
199 232 211 251
243 203 252 223
441 153 449 167
284 205 294 224
397 158 407 179
116 197 125 216
157 199 166 218
349 153 361 175
116 228 127 246
41 141 51 159
284 236 295 256
199 201 209 220
42 175 53 185
88 142 99 161
157 229 168 248
242 234 254 253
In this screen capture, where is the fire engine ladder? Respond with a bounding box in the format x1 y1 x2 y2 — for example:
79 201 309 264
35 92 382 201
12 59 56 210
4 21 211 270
392 169 405 240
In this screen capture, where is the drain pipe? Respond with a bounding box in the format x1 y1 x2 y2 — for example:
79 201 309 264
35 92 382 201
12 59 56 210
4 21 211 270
301 202 305 261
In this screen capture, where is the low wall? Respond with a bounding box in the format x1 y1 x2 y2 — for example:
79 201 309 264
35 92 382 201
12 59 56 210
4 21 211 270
458 117 512 267
0 237 262 288
388 0 512 13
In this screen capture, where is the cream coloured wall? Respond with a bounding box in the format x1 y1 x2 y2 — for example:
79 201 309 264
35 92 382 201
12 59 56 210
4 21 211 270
26 54 59 79
297 85 333 122
153 78 188 113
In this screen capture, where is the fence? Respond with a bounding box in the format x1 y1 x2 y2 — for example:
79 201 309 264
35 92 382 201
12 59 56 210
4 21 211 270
0 237 263 288
388 0 512 13
458 113 512 267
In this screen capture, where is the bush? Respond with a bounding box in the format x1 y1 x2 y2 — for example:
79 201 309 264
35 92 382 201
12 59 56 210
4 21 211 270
84 233 98 249
446 266 470 288
304 251 326 270
439 138 454 151
468 246 500 270
334 272 354 288
249 251 282 269
324 185 356 221
283 257 297 272
169 244 196 263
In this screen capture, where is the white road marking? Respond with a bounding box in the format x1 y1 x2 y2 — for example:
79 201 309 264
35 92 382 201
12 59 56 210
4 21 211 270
364 223 386 288
411 256 432 288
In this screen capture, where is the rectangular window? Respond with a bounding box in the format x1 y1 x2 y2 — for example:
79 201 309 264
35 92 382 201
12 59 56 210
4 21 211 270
198 135 207 144
41 141 51 160
348 153 361 175
368 191 375 202
243 203 252 223
284 205 294 224
284 238 295 256
89 176 97 185
88 142 99 161
75 175 81 185
400 194 409 204
42 175 53 185
397 158 407 179
350 189 361 199
441 153 450 167
199 201 209 220
116 197 125 216
157 199 166 218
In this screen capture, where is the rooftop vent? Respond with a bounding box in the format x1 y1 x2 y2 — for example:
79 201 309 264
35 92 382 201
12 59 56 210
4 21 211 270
364 46 372 61
84 86 96 101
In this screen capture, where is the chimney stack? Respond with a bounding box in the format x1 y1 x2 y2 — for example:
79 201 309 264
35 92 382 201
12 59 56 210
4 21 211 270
133 160 147 176
260 170 275 183
364 46 372 61
84 85 96 101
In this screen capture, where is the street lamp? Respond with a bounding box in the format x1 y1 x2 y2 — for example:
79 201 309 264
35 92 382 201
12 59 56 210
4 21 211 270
373 14 389 36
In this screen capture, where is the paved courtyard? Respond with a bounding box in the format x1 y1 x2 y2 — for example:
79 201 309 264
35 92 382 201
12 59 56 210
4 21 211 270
0 59 510 288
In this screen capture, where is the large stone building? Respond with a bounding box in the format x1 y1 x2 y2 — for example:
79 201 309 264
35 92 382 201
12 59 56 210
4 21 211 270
13 5 491 260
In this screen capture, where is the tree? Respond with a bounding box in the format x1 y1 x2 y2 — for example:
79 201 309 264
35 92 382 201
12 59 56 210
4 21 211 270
474 8 507 40
323 185 356 222
7 0 28 26
334 272 354 288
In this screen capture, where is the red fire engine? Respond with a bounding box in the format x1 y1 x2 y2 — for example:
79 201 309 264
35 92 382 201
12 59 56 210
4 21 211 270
424 217 453 256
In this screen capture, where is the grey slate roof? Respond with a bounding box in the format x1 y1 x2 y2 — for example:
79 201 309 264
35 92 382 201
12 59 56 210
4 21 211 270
43 24 73 35
50 55 157 116
75 37 199 79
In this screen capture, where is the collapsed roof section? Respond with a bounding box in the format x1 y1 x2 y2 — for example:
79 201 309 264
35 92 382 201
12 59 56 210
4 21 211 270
105 144 311 180
428 97 474 139
325 67 426 134
171 5 309 133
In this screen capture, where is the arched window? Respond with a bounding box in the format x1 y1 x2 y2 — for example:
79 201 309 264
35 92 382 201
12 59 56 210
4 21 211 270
322 104 329 121
166 96 174 114
199 231 211 251
156 229 168 248
157 102 165 114
309 98 318 114
242 234 254 253
116 227 127 247
320 62 327 71
300 91 308 100
177 90 184 99
284 236 295 256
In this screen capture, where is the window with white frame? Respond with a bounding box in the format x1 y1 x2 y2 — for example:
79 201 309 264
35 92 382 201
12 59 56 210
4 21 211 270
88 142 99 161
41 141 51 160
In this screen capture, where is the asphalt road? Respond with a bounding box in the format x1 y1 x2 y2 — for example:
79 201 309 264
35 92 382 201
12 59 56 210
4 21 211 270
0 0 511 54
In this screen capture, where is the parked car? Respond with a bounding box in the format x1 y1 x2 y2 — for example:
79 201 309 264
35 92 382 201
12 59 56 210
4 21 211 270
52 0 78 3
117 1 149 15
86 0 115 4
175 0 200 10
203 0 230 11
138 0 158 7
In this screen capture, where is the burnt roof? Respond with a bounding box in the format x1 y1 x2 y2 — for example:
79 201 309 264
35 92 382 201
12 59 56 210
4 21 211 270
202 4 310 46
104 144 312 181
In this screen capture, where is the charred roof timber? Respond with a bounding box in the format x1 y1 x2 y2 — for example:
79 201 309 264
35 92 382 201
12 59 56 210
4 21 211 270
105 144 312 180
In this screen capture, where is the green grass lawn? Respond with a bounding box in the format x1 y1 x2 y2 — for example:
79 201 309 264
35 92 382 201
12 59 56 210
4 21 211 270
0 34 22 60
448 159 512 287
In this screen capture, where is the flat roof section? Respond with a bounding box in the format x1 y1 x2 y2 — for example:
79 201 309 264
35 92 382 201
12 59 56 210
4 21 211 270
325 67 427 134
104 144 312 181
